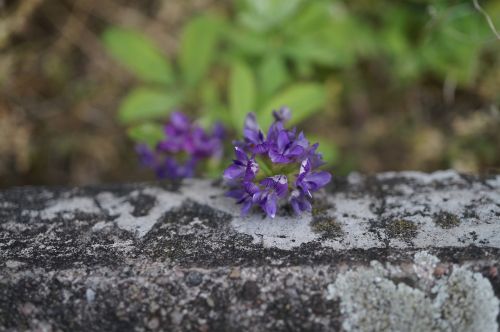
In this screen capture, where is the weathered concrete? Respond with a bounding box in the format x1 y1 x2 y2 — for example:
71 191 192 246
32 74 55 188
1 170 499 331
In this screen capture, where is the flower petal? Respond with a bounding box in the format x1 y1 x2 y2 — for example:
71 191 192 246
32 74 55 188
263 193 278 218
243 113 262 144
300 159 312 175
234 147 248 162
136 144 156 168
244 182 260 195
252 142 269 154
269 148 290 164
287 145 305 158
244 159 259 181
226 189 245 199
274 175 288 197
306 171 332 189
170 111 190 131
273 107 291 123
241 199 253 215
223 163 244 180
277 131 290 151
213 122 226 139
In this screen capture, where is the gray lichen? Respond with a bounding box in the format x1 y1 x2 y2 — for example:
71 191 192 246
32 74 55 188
433 266 499 332
328 252 499 332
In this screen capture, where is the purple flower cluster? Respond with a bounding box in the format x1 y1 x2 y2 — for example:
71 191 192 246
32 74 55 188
224 108 331 218
136 112 224 179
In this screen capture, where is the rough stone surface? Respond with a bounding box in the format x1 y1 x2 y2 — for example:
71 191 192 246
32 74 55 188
1 170 500 331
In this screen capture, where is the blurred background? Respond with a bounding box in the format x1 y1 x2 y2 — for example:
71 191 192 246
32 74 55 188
1 0 499 188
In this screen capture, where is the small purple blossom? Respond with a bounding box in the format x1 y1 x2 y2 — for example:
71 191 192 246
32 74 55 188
296 159 331 198
136 144 156 168
242 113 268 154
223 147 258 182
137 112 224 180
268 130 306 164
224 107 332 218
289 189 312 215
226 182 259 216
273 107 291 122
253 175 288 218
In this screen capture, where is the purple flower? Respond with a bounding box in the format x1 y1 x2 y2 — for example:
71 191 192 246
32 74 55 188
158 112 191 153
289 189 312 215
136 144 156 168
243 113 268 154
224 108 332 218
189 126 223 159
156 157 197 179
136 112 224 180
223 147 258 182
253 175 288 218
305 143 324 169
296 159 332 198
268 130 306 164
213 122 226 140
273 107 291 123
226 182 260 215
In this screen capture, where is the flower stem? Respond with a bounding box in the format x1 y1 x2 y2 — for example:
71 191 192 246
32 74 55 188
255 155 273 177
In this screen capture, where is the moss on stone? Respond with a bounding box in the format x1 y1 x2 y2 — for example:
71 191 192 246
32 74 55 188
434 212 460 229
386 219 418 241
311 197 332 216
311 215 342 239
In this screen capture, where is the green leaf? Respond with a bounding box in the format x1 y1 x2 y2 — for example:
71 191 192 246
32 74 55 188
119 88 178 124
259 83 326 128
286 1 330 34
127 123 164 147
246 0 302 19
180 15 222 86
102 27 174 85
258 54 289 100
240 0 303 32
283 3 374 68
284 40 338 66
200 80 220 109
285 28 356 68
417 6 490 85
223 28 268 57
198 81 227 127
229 61 256 129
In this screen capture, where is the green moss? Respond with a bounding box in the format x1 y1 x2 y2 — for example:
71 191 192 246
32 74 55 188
311 197 332 216
386 219 418 241
311 215 342 239
434 212 460 229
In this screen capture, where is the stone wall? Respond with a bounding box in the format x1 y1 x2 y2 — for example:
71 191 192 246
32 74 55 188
1 170 499 331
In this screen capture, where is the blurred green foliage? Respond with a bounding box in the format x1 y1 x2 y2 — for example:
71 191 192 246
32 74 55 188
102 0 500 168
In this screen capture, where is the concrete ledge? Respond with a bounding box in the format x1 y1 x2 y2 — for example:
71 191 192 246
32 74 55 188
1 170 499 331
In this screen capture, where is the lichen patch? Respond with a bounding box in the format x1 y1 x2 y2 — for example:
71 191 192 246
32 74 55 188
328 252 499 332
